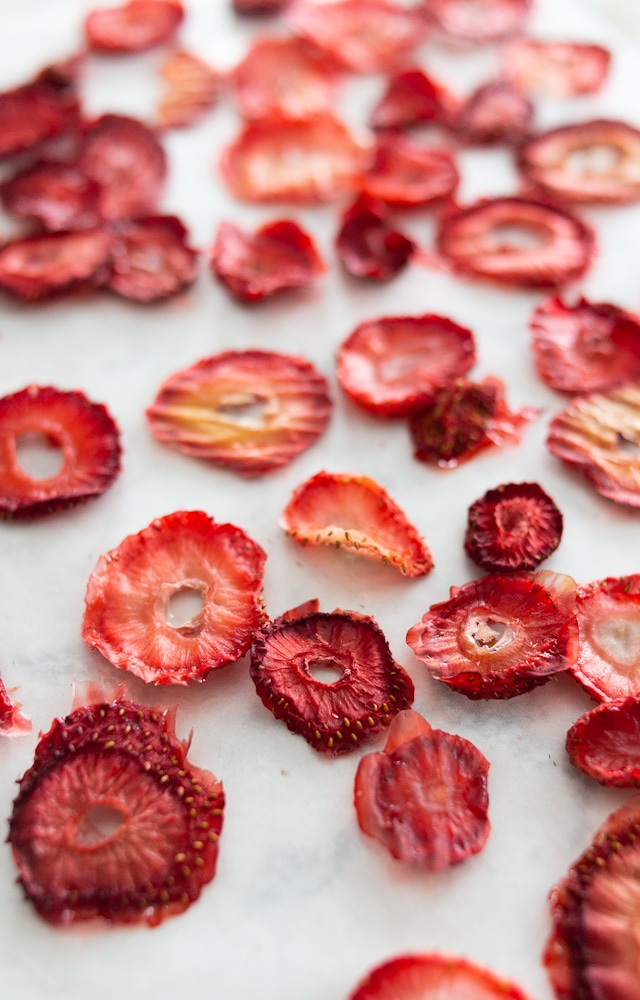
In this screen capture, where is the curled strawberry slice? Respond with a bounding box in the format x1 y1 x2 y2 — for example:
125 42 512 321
337 313 476 418
106 215 198 302
85 0 184 53
454 80 534 146
569 575 640 702
566 697 640 786
250 606 414 755
210 219 324 303
0 68 80 160
369 68 458 131
348 953 534 1000
464 482 563 573
146 350 331 476
279 471 434 578
157 50 219 130
407 570 579 699
8 690 224 925
424 0 532 44
0 161 101 232
0 675 31 737
503 38 611 97
354 709 490 868
0 228 113 301
360 136 459 208
436 197 595 288
82 510 266 685
335 196 416 281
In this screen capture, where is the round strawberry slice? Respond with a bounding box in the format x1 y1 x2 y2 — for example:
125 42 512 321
361 136 459 208
0 228 114 301
106 215 198 302
0 385 121 518
279 471 434 578
0 161 101 232
424 0 532 43
503 38 611 98
454 80 534 146
569 575 640 702
369 68 459 131
250 606 414 755
82 510 266 685
156 49 219 130
406 571 579 699
566 697 640 786
85 0 184 53
8 690 224 926
335 197 416 281
146 350 331 477
348 953 534 1000
464 482 563 573
354 709 490 869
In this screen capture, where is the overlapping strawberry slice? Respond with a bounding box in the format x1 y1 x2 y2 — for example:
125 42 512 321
423 0 532 44
279 471 434 577
335 196 416 280
156 50 219 130
8 689 224 925
406 570 579 699
566 696 640 786
250 604 414 755
106 216 198 302
454 81 534 146
348 953 534 1000
82 510 266 685
0 162 101 232
0 62 81 161
569 575 640 702
503 38 611 97
464 482 563 573
360 136 459 207
0 674 31 737
84 0 184 53
369 68 458 131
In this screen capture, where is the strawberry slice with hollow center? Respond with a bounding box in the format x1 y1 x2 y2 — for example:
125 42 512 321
106 215 198 303
8 692 224 926
348 952 535 1000
156 49 219 130
570 575 640 702
464 481 563 573
503 38 611 98
566 696 640 786
85 0 184 53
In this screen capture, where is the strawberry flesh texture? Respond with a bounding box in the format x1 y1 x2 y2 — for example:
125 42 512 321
0 161 102 232
0 228 114 301
424 0 532 43
360 136 459 208
464 481 563 573
455 81 534 146
106 216 198 302
348 952 535 1000
570 575 640 701
369 68 458 131
335 197 415 280
566 697 640 787
230 35 337 121
0 675 31 737
156 50 219 130
0 69 80 161
503 39 611 98
85 0 184 53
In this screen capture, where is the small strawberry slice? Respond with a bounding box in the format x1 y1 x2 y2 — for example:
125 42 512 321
8 690 224 925
0 161 101 232
85 0 184 53
360 136 459 208
335 196 416 281
250 606 414 755
566 697 640 786
503 38 611 97
146 350 332 477
82 510 266 685
424 0 532 44
348 953 534 1000
464 482 563 573
336 313 476 418
369 68 458 131
0 68 80 161
569 575 640 702
279 471 434 578
0 385 121 518
0 228 114 301
156 49 219 130
454 81 534 146
354 709 490 868
106 215 198 302
406 570 579 699
0 674 31 737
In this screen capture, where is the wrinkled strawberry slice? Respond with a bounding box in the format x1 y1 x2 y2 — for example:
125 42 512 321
106 215 198 302
85 0 184 53
369 68 458 131
285 0 427 74
348 952 535 1000
8 691 224 925
566 697 640 786
82 510 266 685
0 675 31 737
455 81 534 146
0 70 80 160
568 575 640 702
546 382 640 507
361 136 459 207
407 570 578 699
0 161 101 232
335 197 416 280
409 376 538 468
436 197 595 288
503 38 611 97
210 219 324 303
336 313 476 418
250 607 414 755
424 0 532 43
157 50 219 130
219 115 370 203
0 228 113 301
230 35 337 121
233 0 285 13
146 350 332 476
354 709 490 868
464 482 563 573
0 385 121 519
279 471 434 577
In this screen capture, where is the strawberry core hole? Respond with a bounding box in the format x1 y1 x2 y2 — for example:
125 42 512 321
167 585 206 627
487 223 544 251
566 143 621 176
77 804 126 846
469 617 513 649
15 431 65 480
307 657 344 684
218 395 268 426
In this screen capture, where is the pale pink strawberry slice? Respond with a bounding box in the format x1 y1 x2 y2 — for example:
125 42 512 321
280 471 434 577
566 696 640 786
455 80 534 146
85 0 184 53
156 49 219 130
360 136 459 207
348 953 535 1000
569 575 640 702
503 38 611 98
82 510 266 685
424 0 532 43
464 482 563 572
106 215 198 302
0 674 31 737
8 690 224 925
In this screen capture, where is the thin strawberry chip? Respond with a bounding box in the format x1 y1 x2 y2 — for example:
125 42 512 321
360 136 459 208
0 68 80 160
464 482 563 573
424 0 532 44
0 228 113 301
250 607 414 755
335 196 416 280
0 385 121 519
106 216 198 302
406 570 579 699
210 219 324 303
0 161 100 232
369 68 458 131
82 510 266 685
85 0 184 53
146 350 332 476
233 0 285 13
336 313 476 418
454 81 534 146
566 697 640 786
0 675 31 737
8 690 224 925
569 575 640 702
157 50 219 130
354 709 490 868
503 38 611 97
279 471 434 578
348 953 534 1000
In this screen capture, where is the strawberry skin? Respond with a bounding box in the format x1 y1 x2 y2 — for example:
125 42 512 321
348 952 535 1000
566 696 640 786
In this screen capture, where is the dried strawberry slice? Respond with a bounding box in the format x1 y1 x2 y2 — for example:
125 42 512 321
8 690 224 925
360 136 459 208
464 482 563 573
0 385 121 519
106 216 198 302
233 0 284 13
454 81 534 146
146 350 331 477
436 197 595 288
354 709 490 868
0 161 101 232
568 575 640 702
348 953 534 1000
250 607 414 755
0 228 113 301
0 675 31 737
156 50 219 130
503 38 611 97
337 313 476 418
335 196 416 280
406 570 579 699
85 0 184 53
369 68 458 131
279 471 434 578
0 70 80 160
210 219 324 303
82 510 266 685
424 0 532 44
566 697 640 786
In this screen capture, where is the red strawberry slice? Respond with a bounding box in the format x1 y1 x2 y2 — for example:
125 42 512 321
0 161 101 232
85 0 184 53
232 0 285 13
82 510 266 685
569 575 640 702
0 675 31 737
106 215 198 302
369 68 459 131
348 953 534 1000
279 471 434 578
354 709 490 868
360 136 459 207
455 80 534 146
146 350 332 477
156 49 219 130
250 607 414 755
335 196 416 281
8 690 224 925
464 481 563 573
406 570 579 699
503 38 611 97
566 696 640 786
0 67 80 161
424 0 532 43
0 228 114 301
0 385 121 518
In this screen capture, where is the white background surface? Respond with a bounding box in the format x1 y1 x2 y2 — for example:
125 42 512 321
1 1 640 998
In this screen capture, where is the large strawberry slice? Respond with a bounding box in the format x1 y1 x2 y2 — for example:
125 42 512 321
106 216 198 302
84 0 184 53
335 196 416 281
464 481 563 573
82 510 266 685
348 953 534 1000
360 136 459 208
503 38 611 98
0 161 101 232
0 228 114 301
156 49 219 130
566 696 640 786
0 674 31 737
8 690 224 925
569 575 640 702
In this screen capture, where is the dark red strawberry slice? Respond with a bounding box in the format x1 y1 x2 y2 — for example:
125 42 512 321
146 350 332 476
360 136 459 208
406 570 579 699
210 219 324 303
8 690 224 925
279 471 434 577
369 68 459 131
0 161 101 232
348 953 535 1000
335 196 416 280
566 697 640 786
250 607 414 755
0 674 31 737
0 228 114 301
82 510 266 685
454 80 534 146
337 313 476 418
569 575 640 702
436 197 595 288
503 38 611 97
156 49 219 130
354 709 490 868
85 0 184 53
0 385 121 518
464 482 563 573
409 376 538 468
106 216 198 302
0 67 80 161
233 0 285 13
424 0 532 43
